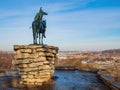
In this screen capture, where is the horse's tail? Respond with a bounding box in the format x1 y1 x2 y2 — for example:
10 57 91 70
32 20 37 30
42 20 46 28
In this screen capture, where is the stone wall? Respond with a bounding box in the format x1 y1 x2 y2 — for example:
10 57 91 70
97 70 120 90
12 45 58 85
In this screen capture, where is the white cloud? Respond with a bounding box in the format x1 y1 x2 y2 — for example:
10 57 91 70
48 8 120 30
31 0 96 13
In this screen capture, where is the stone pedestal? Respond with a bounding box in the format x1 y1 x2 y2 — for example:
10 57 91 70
12 45 58 85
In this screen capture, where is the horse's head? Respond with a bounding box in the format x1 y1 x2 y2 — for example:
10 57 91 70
39 7 48 15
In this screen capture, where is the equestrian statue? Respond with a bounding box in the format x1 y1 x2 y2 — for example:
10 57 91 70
32 7 48 45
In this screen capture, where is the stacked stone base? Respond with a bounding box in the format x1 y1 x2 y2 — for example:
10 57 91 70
13 45 58 85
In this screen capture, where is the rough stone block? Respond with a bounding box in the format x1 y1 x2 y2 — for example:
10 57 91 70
18 64 28 68
23 78 45 83
29 53 39 59
47 49 56 54
28 62 43 67
21 75 27 79
14 59 30 64
20 67 38 72
38 52 46 56
20 49 32 53
46 53 54 57
38 57 46 61
36 48 46 52
42 65 51 70
27 75 34 79
20 72 28 75
43 61 50 64
15 53 30 59
50 61 55 64
47 57 55 61
16 50 21 54
28 71 38 75
38 66 44 70
35 75 51 79
29 57 46 63
20 68 32 72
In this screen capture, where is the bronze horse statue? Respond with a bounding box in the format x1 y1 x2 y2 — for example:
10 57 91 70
32 7 48 45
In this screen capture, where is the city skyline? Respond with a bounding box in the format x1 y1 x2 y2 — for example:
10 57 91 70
0 0 120 51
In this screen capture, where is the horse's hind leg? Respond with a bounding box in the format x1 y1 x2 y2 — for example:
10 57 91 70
35 32 38 44
41 34 44 45
32 29 36 44
33 30 38 44
32 22 37 44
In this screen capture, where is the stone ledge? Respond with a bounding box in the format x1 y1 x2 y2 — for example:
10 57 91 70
112 82 120 89
14 45 42 50
98 70 120 90
14 45 58 51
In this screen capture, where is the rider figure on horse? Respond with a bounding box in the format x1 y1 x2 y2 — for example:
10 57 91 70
34 7 44 21
34 7 48 38
32 7 48 45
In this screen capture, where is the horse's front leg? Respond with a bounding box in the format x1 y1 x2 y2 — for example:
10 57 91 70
39 33 41 44
35 32 38 44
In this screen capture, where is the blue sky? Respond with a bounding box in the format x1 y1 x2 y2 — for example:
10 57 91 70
0 0 120 51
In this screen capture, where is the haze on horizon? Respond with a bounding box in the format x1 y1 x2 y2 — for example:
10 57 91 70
0 0 120 51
